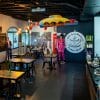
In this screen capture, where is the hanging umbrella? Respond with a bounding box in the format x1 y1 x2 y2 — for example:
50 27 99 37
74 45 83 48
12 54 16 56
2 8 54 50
39 15 71 27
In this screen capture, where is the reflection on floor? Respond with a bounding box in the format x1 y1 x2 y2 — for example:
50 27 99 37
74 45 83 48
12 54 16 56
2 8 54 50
0 60 90 100
22 60 90 100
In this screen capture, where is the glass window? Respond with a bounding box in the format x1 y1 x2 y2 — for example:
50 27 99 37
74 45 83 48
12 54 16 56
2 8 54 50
22 32 29 46
7 27 29 48
7 27 18 48
22 30 29 46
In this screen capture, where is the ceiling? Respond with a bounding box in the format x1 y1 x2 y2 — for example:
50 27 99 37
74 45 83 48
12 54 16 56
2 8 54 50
0 0 85 22
83 0 100 15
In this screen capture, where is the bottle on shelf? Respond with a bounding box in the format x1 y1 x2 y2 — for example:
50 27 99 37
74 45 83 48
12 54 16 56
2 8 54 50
93 54 100 67
86 51 92 62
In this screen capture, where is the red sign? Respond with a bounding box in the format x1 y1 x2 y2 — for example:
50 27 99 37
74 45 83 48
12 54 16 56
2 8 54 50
52 33 57 54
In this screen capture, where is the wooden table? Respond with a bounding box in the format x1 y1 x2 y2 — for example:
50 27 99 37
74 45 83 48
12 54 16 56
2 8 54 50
12 53 25 57
31 47 41 52
9 58 35 64
44 54 57 58
9 57 36 77
0 70 25 98
0 70 25 80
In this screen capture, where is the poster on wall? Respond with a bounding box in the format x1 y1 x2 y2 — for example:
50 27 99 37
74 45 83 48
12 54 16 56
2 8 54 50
0 33 6 51
65 31 85 53
41 32 51 46
30 32 51 49
31 32 40 46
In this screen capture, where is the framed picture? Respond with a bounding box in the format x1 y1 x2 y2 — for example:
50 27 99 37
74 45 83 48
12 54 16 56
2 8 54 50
43 32 51 40
0 26 2 33
0 33 7 51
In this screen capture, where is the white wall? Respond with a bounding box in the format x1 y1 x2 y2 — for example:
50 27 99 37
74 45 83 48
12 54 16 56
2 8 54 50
32 25 55 35
0 14 28 62
0 13 55 34
0 14 27 33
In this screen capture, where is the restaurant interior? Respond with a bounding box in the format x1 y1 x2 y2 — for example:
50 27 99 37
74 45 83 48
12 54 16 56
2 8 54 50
0 0 100 100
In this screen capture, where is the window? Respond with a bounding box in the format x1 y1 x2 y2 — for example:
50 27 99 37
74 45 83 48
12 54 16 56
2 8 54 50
7 27 18 48
7 27 29 48
21 31 29 46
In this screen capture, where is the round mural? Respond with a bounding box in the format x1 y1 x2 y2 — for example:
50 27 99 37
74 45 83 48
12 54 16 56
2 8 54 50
65 31 85 53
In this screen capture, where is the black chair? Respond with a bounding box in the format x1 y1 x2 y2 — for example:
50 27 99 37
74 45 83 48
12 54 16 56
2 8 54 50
42 55 51 69
42 53 58 70
0 79 10 99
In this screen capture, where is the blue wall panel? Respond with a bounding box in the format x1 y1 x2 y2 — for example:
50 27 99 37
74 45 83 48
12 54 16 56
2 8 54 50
57 21 94 62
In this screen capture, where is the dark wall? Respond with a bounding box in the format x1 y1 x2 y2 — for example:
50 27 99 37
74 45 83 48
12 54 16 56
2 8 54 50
57 21 94 62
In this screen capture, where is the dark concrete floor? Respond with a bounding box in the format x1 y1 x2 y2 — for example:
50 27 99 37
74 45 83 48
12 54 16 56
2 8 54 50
22 60 91 100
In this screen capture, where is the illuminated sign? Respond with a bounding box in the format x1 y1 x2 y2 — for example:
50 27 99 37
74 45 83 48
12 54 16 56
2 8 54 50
65 31 85 53
32 7 46 12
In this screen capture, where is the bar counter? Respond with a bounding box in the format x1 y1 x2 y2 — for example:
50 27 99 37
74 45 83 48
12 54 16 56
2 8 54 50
86 61 100 100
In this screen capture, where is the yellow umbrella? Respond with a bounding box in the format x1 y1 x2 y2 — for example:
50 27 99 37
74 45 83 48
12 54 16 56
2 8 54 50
39 15 70 27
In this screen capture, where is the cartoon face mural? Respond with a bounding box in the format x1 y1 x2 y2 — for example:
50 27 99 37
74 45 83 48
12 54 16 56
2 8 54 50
65 31 86 53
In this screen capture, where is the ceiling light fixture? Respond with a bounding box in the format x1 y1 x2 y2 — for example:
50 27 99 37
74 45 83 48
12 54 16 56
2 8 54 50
31 7 46 12
35 2 39 5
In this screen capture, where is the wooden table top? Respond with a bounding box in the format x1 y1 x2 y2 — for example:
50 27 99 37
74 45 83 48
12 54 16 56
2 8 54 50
31 47 41 51
0 70 25 80
44 54 57 58
12 53 25 56
9 58 35 63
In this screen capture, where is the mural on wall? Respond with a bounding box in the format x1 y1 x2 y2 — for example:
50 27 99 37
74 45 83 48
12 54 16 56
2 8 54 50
43 32 51 41
31 32 51 48
0 33 6 51
65 31 85 53
41 32 51 48
31 32 40 46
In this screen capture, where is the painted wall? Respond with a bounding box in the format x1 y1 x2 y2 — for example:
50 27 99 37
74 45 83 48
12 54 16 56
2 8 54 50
57 21 94 62
0 14 28 62
32 26 55 34
0 14 27 33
